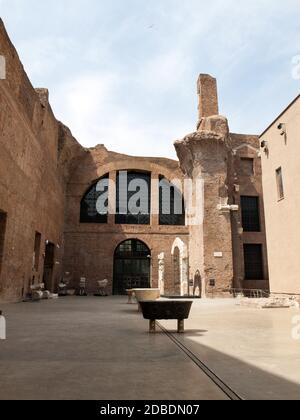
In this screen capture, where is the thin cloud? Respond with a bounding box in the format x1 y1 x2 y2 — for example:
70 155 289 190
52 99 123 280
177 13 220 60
1 0 300 157
51 72 191 158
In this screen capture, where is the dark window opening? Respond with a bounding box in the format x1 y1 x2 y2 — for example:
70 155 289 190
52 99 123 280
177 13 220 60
241 196 261 232
115 171 151 225
276 167 284 200
33 232 42 270
80 175 109 224
240 158 254 176
159 176 185 226
244 244 264 280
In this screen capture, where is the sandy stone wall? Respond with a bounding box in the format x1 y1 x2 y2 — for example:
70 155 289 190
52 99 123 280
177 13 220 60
260 96 300 295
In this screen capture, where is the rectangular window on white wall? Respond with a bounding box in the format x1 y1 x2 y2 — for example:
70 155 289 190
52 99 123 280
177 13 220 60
276 167 284 200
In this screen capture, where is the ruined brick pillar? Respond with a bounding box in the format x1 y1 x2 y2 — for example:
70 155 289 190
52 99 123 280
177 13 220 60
174 75 234 297
197 74 219 120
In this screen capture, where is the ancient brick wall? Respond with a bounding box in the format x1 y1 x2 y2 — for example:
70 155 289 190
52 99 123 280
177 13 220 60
0 19 269 301
64 146 190 295
228 133 269 292
0 20 83 302
197 74 219 120
175 117 235 297
175 76 269 297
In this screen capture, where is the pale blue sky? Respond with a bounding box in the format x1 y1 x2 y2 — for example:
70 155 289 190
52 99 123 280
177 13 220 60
1 0 300 158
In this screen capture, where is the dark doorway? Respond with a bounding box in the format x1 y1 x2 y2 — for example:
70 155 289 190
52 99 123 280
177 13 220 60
113 239 151 295
0 211 7 280
33 232 42 271
43 242 55 292
244 244 264 280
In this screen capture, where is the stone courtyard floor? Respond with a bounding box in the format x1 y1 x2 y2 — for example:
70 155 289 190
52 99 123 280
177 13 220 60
0 297 300 400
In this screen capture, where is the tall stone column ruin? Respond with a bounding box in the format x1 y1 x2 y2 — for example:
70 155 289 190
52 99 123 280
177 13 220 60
175 75 234 297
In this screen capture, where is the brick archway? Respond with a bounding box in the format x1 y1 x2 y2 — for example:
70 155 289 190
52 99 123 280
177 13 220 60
171 238 189 296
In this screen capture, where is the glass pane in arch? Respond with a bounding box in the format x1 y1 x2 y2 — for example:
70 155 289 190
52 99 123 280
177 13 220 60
80 175 109 224
159 176 185 226
115 171 151 225
115 239 150 258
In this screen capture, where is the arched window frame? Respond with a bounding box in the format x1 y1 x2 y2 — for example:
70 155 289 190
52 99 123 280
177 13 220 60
80 174 109 224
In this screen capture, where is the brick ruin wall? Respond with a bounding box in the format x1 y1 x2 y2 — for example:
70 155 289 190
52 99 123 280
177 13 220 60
0 20 269 301
0 19 84 301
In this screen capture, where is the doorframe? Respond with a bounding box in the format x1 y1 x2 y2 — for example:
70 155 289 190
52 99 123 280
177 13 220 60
113 239 151 295
43 241 56 292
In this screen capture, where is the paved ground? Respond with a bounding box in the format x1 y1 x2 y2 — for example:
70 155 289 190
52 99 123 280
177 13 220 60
0 297 228 401
1 297 300 400
161 299 300 400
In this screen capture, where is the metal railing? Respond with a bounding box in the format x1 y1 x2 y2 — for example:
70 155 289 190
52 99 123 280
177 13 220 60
230 288 270 299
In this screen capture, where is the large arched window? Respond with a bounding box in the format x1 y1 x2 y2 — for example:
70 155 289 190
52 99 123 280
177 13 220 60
80 175 109 224
115 171 151 225
159 176 185 226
